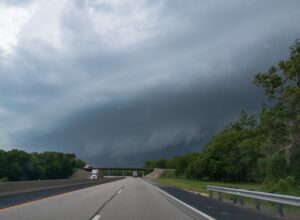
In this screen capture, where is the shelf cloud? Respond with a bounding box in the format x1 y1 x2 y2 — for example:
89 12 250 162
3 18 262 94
0 0 299 166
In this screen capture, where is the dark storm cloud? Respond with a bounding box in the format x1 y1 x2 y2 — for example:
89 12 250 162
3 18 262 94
0 0 300 165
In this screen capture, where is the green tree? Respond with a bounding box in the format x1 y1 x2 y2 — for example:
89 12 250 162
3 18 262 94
5 150 31 181
144 158 169 168
254 41 300 162
254 41 300 182
185 111 264 182
74 159 86 168
169 152 199 176
0 149 86 181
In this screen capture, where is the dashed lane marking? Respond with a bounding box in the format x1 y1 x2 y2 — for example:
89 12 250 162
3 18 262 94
88 185 125 220
92 214 101 220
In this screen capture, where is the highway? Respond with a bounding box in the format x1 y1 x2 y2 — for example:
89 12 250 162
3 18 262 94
0 177 279 220
0 178 123 210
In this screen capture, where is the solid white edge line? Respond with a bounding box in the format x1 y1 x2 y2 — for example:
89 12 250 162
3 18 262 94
92 214 101 220
148 182 215 220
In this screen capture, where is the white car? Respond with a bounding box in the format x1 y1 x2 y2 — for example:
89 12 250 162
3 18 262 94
90 174 98 179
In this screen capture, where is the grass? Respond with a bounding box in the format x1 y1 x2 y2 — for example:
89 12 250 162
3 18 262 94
154 170 300 217
156 176 262 194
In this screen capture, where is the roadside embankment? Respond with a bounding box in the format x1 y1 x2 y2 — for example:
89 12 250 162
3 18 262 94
70 168 92 179
144 168 166 179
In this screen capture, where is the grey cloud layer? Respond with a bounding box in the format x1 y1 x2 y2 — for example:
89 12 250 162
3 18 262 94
0 0 300 165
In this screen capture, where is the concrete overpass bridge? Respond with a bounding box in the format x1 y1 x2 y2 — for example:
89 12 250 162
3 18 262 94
85 167 154 177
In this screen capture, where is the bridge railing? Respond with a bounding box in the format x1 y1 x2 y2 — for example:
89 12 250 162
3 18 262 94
207 185 300 217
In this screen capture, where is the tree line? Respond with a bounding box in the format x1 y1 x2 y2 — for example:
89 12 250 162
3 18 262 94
0 149 86 181
144 41 300 193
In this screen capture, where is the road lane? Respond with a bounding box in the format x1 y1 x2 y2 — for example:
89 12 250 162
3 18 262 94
0 177 209 220
95 178 205 220
0 178 123 210
0 178 126 220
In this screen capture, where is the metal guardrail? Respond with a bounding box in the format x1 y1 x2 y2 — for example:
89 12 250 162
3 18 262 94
207 185 300 217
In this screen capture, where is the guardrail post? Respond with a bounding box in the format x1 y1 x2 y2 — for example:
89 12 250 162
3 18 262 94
254 199 260 210
209 190 213 198
218 192 222 201
239 196 244 205
232 194 237 204
277 203 283 217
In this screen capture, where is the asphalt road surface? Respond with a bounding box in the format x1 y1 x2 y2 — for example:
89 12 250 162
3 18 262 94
0 178 123 210
156 185 279 220
0 177 279 220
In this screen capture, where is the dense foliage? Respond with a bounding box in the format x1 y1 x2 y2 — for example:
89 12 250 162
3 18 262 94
0 149 86 181
144 41 300 192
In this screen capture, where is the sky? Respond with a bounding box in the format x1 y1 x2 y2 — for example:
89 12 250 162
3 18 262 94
0 0 299 166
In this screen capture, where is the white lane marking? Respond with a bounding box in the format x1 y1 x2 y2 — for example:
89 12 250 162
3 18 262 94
117 189 123 194
92 214 101 220
206 206 214 209
148 182 215 220
220 212 229 216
